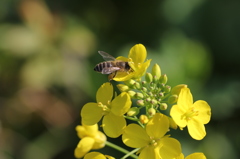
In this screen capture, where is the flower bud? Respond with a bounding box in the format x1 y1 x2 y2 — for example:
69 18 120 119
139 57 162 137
92 131 107 149
117 84 129 92
124 79 136 87
140 115 149 124
153 75 159 83
133 82 141 90
150 99 158 105
159 83 165 89
145 97 151 103
141 87 148 92
145 73 153 83
149 82 155 87
168 94 178 104
159 74 168 84
158 92 164 98
160 103 168 110
148 108 156 116
148 92 153 97
135 92 144 99
151 64 161 80
142 81 147 87
136 100 145 106
127 91 136 98
164 85 171 93
127 107 139 116
171 84 188 95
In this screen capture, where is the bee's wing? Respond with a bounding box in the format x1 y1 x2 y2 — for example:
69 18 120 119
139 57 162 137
101 67 120 74
98 51 116 61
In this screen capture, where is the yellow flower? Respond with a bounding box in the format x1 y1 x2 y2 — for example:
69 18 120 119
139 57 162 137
171 84 188 96
170 87 211 140
176 152 206 159
185 153 206 159
122 113 181 159
74 124 106 158
81 82 132 138
84 152 115 159
113 44 152 81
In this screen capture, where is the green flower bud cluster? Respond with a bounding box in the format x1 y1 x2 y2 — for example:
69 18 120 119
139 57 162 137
117 64 177 117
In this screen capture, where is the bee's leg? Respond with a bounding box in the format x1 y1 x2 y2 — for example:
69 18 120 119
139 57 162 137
108 73 115 81
108 72 118 81
113 71 117 78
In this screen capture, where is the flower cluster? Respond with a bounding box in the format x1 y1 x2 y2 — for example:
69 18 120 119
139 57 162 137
75 44 211 158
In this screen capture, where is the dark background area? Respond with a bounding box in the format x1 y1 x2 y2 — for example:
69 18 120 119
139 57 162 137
0 0 239 159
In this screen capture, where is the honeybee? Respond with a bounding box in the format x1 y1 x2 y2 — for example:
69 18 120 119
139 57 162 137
94 51 132 80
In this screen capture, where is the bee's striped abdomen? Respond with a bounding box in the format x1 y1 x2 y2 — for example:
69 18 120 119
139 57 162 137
94 62 113 73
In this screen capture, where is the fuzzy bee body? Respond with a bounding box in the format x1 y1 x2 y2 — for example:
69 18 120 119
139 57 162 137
94 51 132 80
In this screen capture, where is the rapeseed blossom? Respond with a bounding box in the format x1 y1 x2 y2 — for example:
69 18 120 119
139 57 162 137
74 124 106 158
170 87 211 140
84 152 115 159
76 44 212 159
177 152 206 159
122 113 181 159
113 44 151 81
81 82 132 138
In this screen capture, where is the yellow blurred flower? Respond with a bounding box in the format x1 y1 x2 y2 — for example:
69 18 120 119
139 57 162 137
122 113 181 159
84 152 115 159
176 152 206 159
74 124 106 158
170 87 211 140
81 82 132 138
185 153 206 159
113 44 151 81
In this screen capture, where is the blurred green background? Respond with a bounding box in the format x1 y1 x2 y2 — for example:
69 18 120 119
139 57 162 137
0 0 240 159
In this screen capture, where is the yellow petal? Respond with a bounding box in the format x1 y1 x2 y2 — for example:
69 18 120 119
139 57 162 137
146 113 169 138
128 44 147 64
185 153 206 159
105 155 116 159
168 117 178 129
83 124 98 135
76 125 87 138
92 131 107 149
176 153 185 159
83 152 106 159
96 82 113 105
159 137 181 159
188 118 206 140
76 124 98 138
102 113 126 138
139 145 161 159
171 84 188 95
113 72 134 81
193 100 211 124
170 105 187 128
74 137 95 158
116 56 128 61
122 124 150 148
177 88 193 110
132 59 152 79
111 92 131 116
81 103 103 125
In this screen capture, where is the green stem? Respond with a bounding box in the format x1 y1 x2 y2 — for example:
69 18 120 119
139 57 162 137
121 148 140 159
124 115 139 122
105 141 138 158
161 93 170 101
